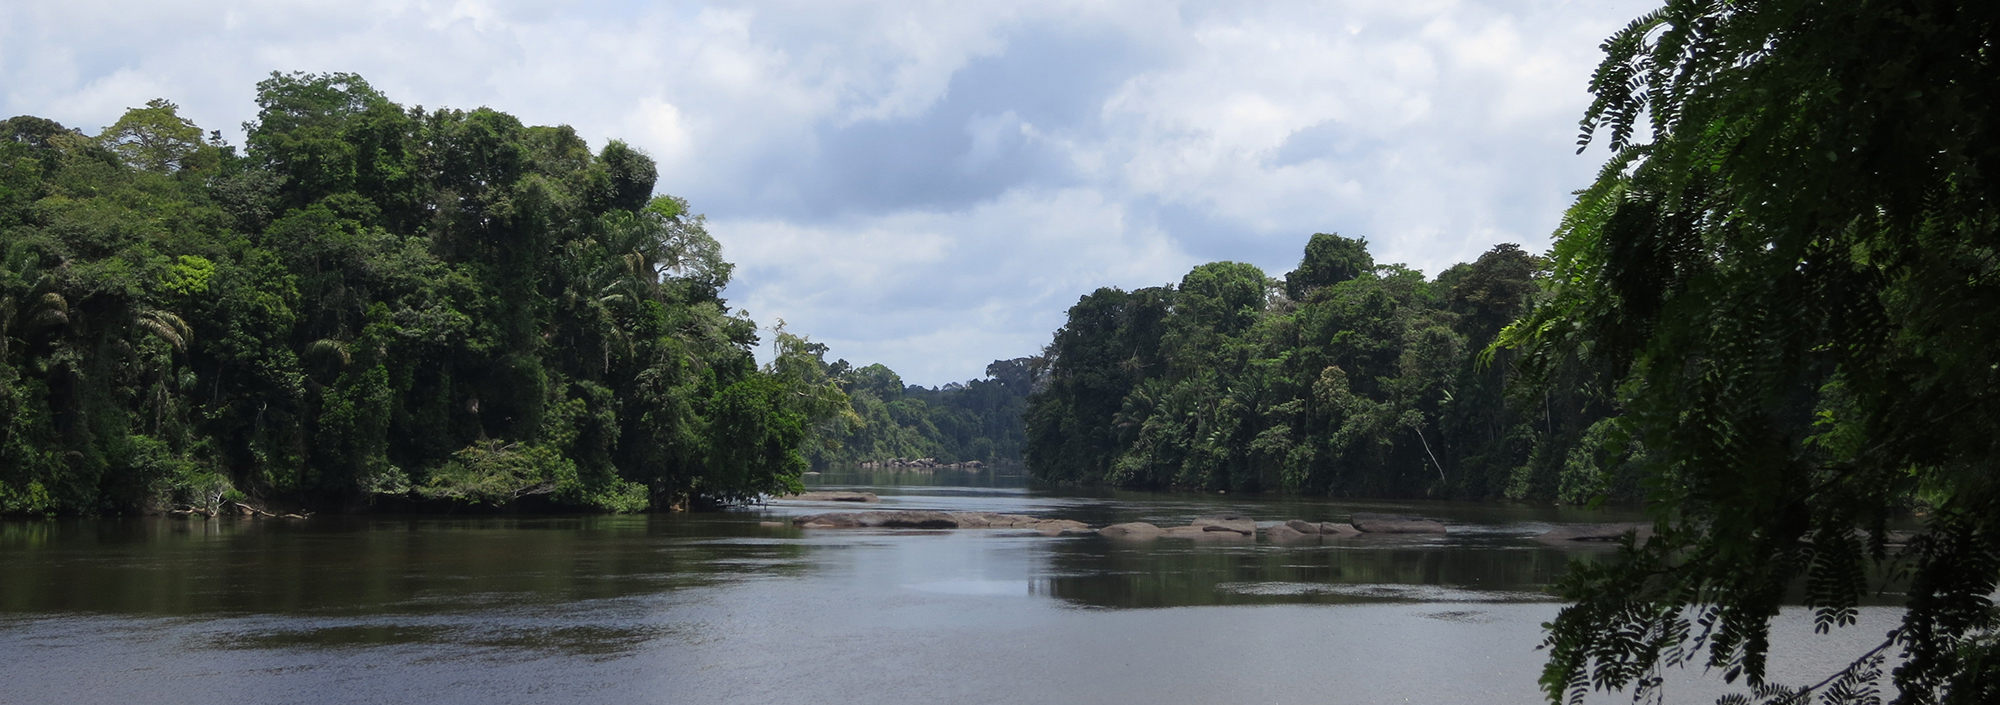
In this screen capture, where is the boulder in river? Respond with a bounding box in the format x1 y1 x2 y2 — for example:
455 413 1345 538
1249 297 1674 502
1190 527 1253 541
1350 513 1447 534
1192 515 1257 535
1265 523 1311 542
784 491 880 503
793 511 1093 531
1031 519 1095 536
1161 525 1212 538
1318 522 1361 535
1284 519 1322 534
1533 523 1652 543
950 512 1042 528
1100 522 1166 540
793 511 959 529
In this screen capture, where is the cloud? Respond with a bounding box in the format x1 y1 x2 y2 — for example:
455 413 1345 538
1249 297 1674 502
1 0 1655 385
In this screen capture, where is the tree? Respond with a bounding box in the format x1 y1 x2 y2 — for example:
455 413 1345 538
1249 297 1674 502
1284 232 1373 301
97 99 215 173
1504 1 2000 702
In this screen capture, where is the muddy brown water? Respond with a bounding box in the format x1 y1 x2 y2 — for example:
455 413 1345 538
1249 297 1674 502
0 469 1900 704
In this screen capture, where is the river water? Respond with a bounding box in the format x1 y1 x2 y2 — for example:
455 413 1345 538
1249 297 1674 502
0 469 1899 705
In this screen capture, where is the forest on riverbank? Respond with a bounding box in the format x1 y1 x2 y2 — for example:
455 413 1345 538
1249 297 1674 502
1020 235 1629 502
0 69 1652 515
0 73 858 515
804 356 1034 469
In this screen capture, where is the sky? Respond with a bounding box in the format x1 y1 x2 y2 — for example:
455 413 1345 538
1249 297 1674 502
2 0 1656 386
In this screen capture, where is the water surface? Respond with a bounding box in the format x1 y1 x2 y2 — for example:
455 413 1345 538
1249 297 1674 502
0 469 1899 704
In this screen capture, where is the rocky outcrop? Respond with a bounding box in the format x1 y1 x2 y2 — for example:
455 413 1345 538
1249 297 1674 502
793 510 958 529
1100 522 1166 539
1265 522 1311 541
791 511 1091 535
948 512 1044 528
1192 515 1257 535
1350 513 1448 534
1031 519 1096 536
781 510 1453 541
1534 523 1652 543
855 458 991 471
784 491 880 503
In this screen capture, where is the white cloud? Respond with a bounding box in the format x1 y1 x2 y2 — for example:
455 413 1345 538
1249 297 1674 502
1 0 1655 385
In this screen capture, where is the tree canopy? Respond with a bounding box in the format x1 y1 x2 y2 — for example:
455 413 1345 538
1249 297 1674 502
1505 0 2000 702
0 72 846 515
1022 237 1611 501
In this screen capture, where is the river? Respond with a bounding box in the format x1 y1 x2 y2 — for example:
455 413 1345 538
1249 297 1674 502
0 468 1900 704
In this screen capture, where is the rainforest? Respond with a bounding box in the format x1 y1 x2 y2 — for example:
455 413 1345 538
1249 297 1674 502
2 72 1613 518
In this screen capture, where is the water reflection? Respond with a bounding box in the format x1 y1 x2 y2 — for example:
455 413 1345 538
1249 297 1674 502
0 471 1903 705
0 515 808 618
1040 538 1575 608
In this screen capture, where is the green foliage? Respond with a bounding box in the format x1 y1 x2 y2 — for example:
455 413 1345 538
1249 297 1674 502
803 355 1038 468
1024 237 1589 499
1503 1 2000 702
1284 232 1373 301
0 73 847 515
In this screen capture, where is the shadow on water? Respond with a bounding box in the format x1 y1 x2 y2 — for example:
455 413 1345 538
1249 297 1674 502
1038 537 1579 608
0 514 808 619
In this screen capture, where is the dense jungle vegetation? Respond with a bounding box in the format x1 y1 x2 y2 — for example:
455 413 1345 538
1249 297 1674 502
805 356 1035 468
1022 234 1626 502
0 73 857 515
1514 1 2000 703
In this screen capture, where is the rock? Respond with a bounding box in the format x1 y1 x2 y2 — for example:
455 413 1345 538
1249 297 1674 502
949 512 995 528
786 491 880 503
1265 523 1311 542
946 512 1039 528
791 511 959 529
1284 519 1322 534
1192 515 1256 535
1350 513 1447 534
991 513 1043 528
1030 519 1093 536
757 521 785 528
861 511 960 529
1318 522 1361 535
1162 525 1211 538
794 512 865 528
947 512 1041 528
1534 523 1652 543
1100 522 1166 540
792 510 1074 531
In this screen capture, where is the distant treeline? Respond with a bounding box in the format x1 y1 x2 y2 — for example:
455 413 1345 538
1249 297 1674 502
0 73 851 516
1022 234 1637 502
805 357 1035 468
